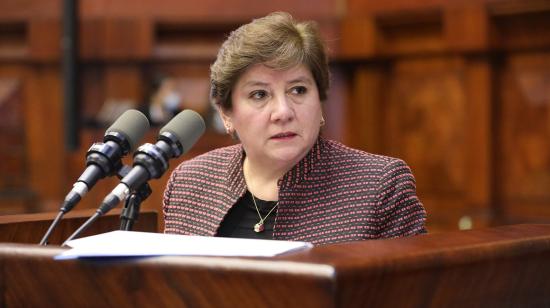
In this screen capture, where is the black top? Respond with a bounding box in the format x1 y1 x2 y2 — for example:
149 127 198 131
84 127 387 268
216 191 278 240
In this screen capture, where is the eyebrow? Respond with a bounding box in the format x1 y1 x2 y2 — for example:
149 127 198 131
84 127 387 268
287 76 314 85
241 76 314 88
241 81 270 88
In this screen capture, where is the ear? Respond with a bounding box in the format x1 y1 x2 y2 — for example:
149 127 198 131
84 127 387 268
216 106 234 133
216 105 231 124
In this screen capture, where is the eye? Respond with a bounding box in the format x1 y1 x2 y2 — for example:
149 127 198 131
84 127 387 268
249 90 268 101
290 86 308 95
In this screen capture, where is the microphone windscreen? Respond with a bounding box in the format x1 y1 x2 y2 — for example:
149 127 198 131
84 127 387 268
106 109 150 151
160 109 206 155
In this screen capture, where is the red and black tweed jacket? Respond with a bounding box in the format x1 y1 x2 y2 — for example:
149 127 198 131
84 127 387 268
163 137 427 245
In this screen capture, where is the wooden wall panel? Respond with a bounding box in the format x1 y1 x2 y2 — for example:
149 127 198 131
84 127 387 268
463 57 492 219
152 21 238 61
0 73 36 215
347 0 444 15
0 66 37 214
499 52 550 223
0 21 28 59
341 10 445 58
80 65 105 122
104 66 143 105
376 10 445 55
104 18 152 60
383 58 476 231
346 57 491 232
0 0 60 19
80 19 105 60
385 58 466 195
340 17 378 58
28 19 61 61
346 65 386 153
322 66 348 142
24 65 64 212
490 4 550 50
78 0 342 20
0 77 25 189
444 3 489 51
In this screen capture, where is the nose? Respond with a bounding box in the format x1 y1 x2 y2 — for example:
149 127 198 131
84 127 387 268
270 94 294 123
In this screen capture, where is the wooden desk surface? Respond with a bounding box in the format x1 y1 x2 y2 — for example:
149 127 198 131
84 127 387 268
1 224 549 307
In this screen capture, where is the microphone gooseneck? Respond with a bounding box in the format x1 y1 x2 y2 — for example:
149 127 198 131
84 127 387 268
39 109 150 246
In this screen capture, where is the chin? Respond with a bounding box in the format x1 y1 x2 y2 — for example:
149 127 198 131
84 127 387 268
268 148 308 164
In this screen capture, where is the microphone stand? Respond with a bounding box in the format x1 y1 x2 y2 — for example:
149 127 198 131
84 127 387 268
62 182 152 246
60 165 133 246
119 182 151 231
39 164 133 246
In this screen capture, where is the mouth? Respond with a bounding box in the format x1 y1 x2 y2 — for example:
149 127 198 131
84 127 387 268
270 132 297 139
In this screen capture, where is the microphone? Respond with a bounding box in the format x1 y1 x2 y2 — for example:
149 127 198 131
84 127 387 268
62 109 150 213
39 109 150 245
100 109 205 214
62 109 205 245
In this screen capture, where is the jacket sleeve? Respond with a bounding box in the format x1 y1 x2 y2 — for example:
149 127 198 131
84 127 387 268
376 158 427 238
162 165 179 234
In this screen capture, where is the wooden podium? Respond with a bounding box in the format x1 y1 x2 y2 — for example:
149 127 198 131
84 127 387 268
0 208 158 245
1 212 549 307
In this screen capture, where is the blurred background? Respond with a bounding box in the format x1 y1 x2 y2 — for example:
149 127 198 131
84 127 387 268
0 0 549 233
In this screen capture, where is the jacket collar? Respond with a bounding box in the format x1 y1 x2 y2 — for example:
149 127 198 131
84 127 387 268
279 136 324 189
227 145 246 196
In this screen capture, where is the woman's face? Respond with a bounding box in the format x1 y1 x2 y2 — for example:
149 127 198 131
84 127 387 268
221 63 323 168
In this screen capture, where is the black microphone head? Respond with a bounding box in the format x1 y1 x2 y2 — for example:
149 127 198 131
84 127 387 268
160 109 205 155
105 109 150 151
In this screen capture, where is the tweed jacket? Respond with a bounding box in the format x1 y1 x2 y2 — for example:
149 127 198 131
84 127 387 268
163 137 427 245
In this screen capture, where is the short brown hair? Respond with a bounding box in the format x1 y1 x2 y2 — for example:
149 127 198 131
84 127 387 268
210 12 330 110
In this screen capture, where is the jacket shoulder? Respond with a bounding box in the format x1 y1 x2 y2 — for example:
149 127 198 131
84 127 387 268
321 139 402 172
171 144 241 174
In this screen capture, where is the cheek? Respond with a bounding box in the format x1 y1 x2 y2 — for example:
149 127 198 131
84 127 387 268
227 102 249 127
232 110 263 132
305 104 323 123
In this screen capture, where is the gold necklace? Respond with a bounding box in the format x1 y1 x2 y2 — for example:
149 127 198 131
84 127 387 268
251 194 279 233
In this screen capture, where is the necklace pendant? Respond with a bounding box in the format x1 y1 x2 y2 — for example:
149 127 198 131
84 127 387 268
254 222 265 233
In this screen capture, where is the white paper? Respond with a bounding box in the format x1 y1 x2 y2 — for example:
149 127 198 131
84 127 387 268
55 231 313 260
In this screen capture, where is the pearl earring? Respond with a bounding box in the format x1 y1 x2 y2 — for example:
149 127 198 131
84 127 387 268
225 124 233 134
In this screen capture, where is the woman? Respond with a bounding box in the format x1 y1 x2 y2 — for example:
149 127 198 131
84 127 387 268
163 12 426 245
